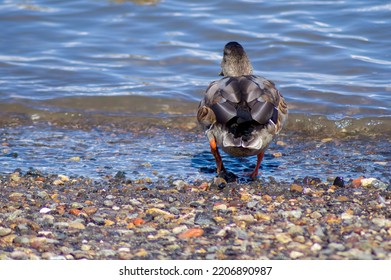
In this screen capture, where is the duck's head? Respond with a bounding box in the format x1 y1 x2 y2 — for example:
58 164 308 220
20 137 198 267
219 41 253 77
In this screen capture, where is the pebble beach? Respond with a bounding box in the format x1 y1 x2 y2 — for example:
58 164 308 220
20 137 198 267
1 124 390 260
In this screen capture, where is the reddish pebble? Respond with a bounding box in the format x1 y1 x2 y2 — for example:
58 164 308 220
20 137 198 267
69 208 82 216
130 218 145 226
178 228 204 239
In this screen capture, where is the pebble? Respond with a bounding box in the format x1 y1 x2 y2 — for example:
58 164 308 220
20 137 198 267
54 222 69 229
146 208 174 218
371 218 388 227
172 180 187 189
233 214 255 223
310 211 322 219
213 203 227 211
10 173 21 182
194 212 217 226
172 225 188 234
290 251 304 259
1 171 389 260
53 179 64 186
13 236 30 245
99 249 116 258
254 213 271 221
58 174 70 182
39 207 52 214
311 243 322 252
275 233 292 244
288 225 304 235
68 222 85 230
10 251 29 260
103 200 114 207
281 210 302 219
246 201 258 209
178 228 204 239
290 184 303 193
328 243 345 251
0 227 12 237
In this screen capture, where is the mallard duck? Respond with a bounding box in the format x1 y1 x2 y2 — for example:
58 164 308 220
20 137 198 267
197 41 288 179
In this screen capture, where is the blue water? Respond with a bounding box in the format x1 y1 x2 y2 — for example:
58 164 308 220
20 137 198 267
0 0 390 117
0 0 390 181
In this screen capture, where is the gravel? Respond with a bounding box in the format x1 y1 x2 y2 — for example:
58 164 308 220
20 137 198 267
0 171 390 260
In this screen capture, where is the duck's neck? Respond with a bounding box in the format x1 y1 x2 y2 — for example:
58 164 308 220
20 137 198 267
221 56 253 77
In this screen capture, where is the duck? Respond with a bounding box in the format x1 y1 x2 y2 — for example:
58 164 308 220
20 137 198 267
197 41 288 180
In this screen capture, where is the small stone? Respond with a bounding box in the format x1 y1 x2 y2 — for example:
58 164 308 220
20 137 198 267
328 242 345 251
58 174 69 182
13 235 30 245
288 225 304 235
129 218 145 227
99 249 116 258
275 233 292 244
39 207 52 214
282 210 302 219
290 184 303 193
254 213 271 221
53 179 64 186
178 228 204 239
341 211 353 220
310 211 322 219
9 192 24 201
362 178 388 189
172 180 187 189
311 243 322 251
10 251 29 260
83 206 98 216
10 173 20 182
69 209 82 217
135 248 148 258
336 196 349 202
233 214 255 223
293 235 305 243
272 152 282 157
213 203 227 211
69 222 85 230
321 138 333 143
146 208 174 218
104 220 115 227
333 176 345 187
103 200 114 207
234 228 248 240
194 212 216 226
172 225 188 235
276 141 287 146
246 201 258 209
0 227 12 237
37 191 49 199
371 218 388 227
290 251 304 259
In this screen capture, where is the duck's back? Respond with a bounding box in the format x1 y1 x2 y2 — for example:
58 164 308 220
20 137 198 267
201 75 286 135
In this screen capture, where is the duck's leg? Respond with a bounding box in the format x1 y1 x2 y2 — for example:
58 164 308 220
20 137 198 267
250 151 265 178
209 138 225 174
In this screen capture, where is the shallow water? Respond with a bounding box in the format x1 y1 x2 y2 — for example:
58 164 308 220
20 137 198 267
0 0 390 181
1 125 390 184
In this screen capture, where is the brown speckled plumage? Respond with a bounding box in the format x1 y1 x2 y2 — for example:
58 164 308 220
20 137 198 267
197 42 288 179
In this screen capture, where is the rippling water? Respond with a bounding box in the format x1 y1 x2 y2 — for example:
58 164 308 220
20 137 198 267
0 0 390 180
1 0 390 118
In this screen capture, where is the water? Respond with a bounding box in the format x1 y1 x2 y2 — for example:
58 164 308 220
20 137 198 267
0 0 390 181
